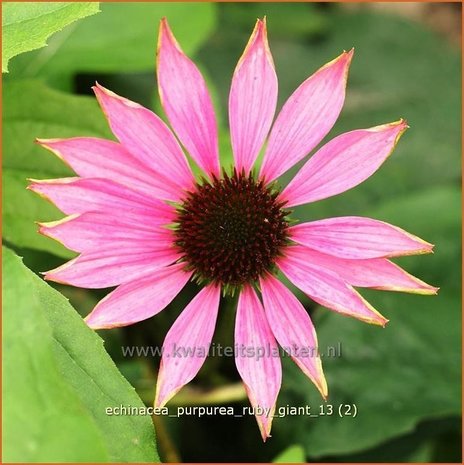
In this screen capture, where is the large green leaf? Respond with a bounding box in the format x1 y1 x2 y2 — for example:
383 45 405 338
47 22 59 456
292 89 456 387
329 417 461 463
276 186 461 457
2 247 107 462
2 246 159 462
273 444 306 463
2 80 112 258
2 2 99 72
9 2 216 83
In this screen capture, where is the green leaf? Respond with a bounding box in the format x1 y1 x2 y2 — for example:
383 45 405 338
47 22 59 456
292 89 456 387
2 246 108 462
2 80 112 258
2 246 159 462
9 2 217 83
333 418 461 463
276 187 461 457
273 444 306 463
2 2 99 72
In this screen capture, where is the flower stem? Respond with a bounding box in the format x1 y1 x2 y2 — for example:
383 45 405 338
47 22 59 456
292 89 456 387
166 382 246 406
152 414 181 463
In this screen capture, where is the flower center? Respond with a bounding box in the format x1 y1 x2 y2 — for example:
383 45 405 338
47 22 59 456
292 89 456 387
174 170 290 290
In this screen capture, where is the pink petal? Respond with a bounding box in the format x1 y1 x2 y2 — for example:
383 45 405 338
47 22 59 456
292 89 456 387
260 274 327 398
93 83 193 193
259 50 353 182
44 247 181 288
235 285 281 441
289 216 433 259
155 284 221 407
85 263 192 329
278 250 388 326
157 18 220 177
281 120 408 207
28 177 174 220
39 212 176 253
229 18 277 175
36 137 183 202
285 246 438 295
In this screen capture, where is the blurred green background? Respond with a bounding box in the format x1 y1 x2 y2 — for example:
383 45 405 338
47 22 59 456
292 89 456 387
2 2 461 463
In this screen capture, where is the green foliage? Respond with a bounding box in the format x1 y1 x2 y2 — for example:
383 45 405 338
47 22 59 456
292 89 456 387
2 2 99 72
8 2 217 87
273 444 306 463
2 247 159 462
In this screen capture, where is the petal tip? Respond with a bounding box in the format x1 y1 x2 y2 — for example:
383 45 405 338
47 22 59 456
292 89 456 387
35 137 52 146
153 393 170 409
315 48 354 89
159 16 170 31
380 317 390 328
42 272 64 284
396 118 409 132
93 82 122 101
84 313 116 330
235 16 273 72
391 118 409 132
158 16 179 52
84 316 103 330
419 283 440 295
26 180 44 195
367 119 409 151
338 48 354 69
256 16 266 32
93 83 140 109
323 48 354 72
261 432 271 443
254 17 269 46
394 119 409 145
92 81 105 93
343 47 355 62
158 17 170 42
153 389 166 409
417 239 434 254
319 388 328 401
318 375 329 400
37 224 47 236
257 416 274 443
358 294 389 327
154 378 177 409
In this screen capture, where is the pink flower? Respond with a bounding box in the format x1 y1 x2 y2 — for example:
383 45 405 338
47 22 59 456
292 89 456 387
30 18 437 440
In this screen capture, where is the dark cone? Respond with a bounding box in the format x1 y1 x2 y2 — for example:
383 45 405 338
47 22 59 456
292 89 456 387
174 170 290 289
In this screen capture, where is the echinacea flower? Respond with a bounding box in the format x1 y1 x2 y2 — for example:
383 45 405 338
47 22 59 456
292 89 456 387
30 18 437 441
